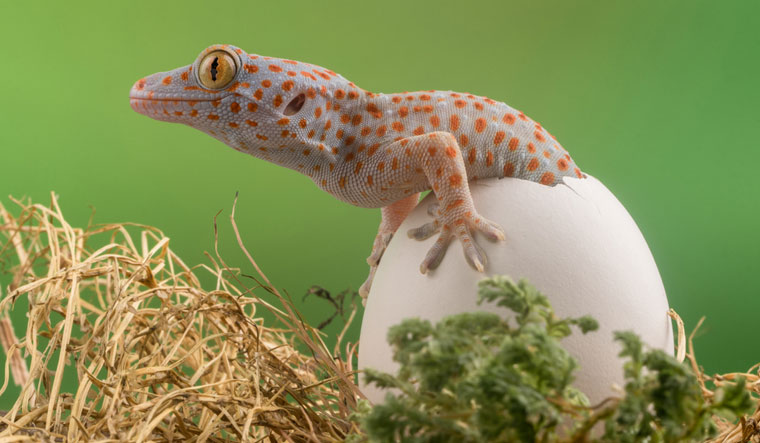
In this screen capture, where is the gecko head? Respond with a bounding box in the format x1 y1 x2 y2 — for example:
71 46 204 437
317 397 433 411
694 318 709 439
130 44 362 153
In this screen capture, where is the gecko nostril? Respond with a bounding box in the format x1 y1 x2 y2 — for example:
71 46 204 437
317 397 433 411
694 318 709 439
283 93 306 116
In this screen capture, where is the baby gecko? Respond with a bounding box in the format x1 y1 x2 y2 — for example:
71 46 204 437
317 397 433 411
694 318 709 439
130 44 585 300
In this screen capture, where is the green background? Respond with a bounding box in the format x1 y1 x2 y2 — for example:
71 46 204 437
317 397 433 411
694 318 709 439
1 1 758 408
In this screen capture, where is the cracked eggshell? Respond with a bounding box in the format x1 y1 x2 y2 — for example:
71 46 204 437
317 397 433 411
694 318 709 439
358 174 673 404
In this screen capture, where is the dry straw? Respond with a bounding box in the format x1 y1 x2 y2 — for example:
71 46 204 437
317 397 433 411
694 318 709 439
0 194 757 442
0 193 364 441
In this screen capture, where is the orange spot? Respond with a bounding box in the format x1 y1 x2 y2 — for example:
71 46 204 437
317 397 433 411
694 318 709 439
450 114 460 131
248 102 258 112
486 151 494 166
254 89 263 100
518 111 528 121
448 173 463 187
468 148 476 164
376 125 387 137
392 96 402 103
445 146 457 158
308 129 315 138
230 102 241 113
303 149 311 156
173 111 183 116
228 122 238 128
341 114 351 124
180 71 189 81
429 115 440 128
445 199 464 212
282 80 294 91
460 134 469 147
335 89 346 99
398 106 409 117
540 172 555 185
474 102 483 111
391 157 399 170
412 126 424 135
535 131 546 142
575 167 583 178
336 129 344 139
207 114 219 120
162 76 172 85
503 162 515 177
262 79 272 88
190 109 198 117
244 64 259 73
557 158 569 171
268 64 283 72
454 100 466 108
427 147 437 157
273 95 283 107
392 121 404 132
361 126 371 136
211 99 221 108
474 118 487 133
527 157 539 171
420 94 431 100
245 119 257 127
543 150 551 158
345 135 355 145
527 142 536 153
366 102 383 119
277 118 289 126
378 162 385 171
339 176 346 188
324 120 332 130
508 137 519 151
367 144 380 156
314 107 322 118
367 175 373 185
354 161 363 174
422 105 434 113
494 131 505 145
287 70 297 77
348 90 359 99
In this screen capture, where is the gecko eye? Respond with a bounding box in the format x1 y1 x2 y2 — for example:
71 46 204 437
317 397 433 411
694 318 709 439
198 50 238 89
283 93 306 116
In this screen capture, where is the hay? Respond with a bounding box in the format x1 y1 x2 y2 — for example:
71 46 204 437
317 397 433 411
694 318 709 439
0 193 757 442
0 193 364 441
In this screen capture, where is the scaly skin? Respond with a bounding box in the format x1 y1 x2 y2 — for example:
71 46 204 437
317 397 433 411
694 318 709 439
130 44 585 300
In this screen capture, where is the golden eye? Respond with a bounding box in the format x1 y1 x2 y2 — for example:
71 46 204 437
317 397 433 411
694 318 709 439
198 50 238 89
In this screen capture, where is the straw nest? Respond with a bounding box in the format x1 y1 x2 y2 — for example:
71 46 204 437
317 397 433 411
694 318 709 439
0 194 757 442
0 194 364 442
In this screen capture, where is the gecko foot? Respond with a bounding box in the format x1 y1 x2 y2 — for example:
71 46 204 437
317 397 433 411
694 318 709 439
410 209 505 274
358 265 377 305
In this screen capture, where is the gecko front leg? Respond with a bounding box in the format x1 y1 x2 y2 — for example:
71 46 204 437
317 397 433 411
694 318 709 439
395 132 505 274
359 193 419 301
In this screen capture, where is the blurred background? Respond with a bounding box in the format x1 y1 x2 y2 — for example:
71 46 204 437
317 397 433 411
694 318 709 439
1 0 758 408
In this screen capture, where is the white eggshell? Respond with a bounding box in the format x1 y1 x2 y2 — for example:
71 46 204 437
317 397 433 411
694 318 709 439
358 174 673 404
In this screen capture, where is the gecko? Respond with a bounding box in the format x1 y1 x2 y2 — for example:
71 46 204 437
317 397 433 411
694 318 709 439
129 44 585 300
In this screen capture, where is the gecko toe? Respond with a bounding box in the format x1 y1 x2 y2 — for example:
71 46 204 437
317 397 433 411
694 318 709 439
419 229 452 273
462 237 487 272
408 220 441 241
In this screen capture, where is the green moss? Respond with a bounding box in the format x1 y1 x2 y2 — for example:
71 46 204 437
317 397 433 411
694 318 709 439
348 276 751 442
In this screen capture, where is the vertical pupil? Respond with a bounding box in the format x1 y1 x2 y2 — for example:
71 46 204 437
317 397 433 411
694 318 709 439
210 57 219 81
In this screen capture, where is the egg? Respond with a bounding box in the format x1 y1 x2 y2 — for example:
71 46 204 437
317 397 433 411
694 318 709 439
358 174 673 404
